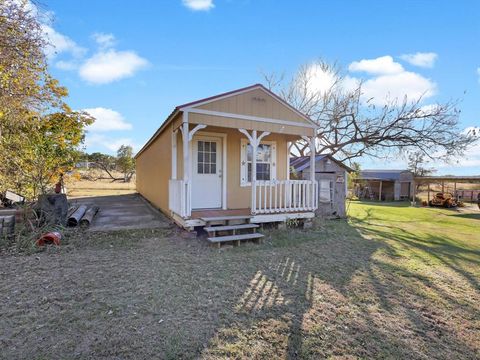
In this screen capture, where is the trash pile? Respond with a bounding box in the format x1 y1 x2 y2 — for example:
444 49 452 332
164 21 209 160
1 178 101 248
35 204 100 247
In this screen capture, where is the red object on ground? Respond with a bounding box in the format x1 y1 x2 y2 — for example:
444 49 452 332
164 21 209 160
55 183 61 193
36 232 62 246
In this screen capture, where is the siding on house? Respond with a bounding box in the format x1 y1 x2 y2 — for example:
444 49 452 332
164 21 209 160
189 112 312 137
136 122 172 213
196 88 311 125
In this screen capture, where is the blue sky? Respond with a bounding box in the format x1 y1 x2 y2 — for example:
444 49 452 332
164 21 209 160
41 0 479 175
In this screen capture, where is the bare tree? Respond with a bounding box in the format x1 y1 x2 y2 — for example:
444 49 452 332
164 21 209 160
407 151 436 178
264 60 478 163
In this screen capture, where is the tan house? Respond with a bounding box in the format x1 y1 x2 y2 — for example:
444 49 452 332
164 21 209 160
135 84 319 231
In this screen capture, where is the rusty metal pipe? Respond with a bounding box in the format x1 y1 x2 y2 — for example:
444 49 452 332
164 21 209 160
67 205 87 227
80 206 99 227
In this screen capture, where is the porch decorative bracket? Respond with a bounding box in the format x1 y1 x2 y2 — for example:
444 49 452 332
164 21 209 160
238 129 271 148
188 124 207 142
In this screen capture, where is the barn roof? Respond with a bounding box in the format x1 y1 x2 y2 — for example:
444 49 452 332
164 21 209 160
290 154 353 173
358 170 413 181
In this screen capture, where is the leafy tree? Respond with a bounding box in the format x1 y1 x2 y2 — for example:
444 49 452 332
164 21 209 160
85 152 118 182
264 60 478 164
347 162 361 190
88 152 116 170
407 151 437 191
0 0 69 134
0 1 93 199
116 145 135 182
0 111 93 198
84 147 135 183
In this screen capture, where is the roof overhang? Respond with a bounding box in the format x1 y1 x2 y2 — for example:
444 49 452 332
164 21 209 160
135 84 318 159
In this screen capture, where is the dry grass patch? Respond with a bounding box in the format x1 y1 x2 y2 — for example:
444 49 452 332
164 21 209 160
0 203 479 359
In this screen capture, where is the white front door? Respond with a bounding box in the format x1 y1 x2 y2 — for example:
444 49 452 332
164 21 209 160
192 136 223 209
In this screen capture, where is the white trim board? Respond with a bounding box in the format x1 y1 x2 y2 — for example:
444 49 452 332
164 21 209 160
185 108 317 129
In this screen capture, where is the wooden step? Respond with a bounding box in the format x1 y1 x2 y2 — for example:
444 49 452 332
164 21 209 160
207 233 264 245
204 223 259 233
200 215 252 222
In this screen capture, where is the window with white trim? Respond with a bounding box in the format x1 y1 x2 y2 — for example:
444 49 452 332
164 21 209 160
240 139 276 186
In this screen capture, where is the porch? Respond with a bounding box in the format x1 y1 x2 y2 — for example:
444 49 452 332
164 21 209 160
168 126 318 229
166 85 319 230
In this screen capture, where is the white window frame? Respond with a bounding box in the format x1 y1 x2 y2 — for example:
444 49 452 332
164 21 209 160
240 139 277 187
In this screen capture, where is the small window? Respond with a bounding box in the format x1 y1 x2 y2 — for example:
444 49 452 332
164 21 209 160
319 179 332 202
197 140 217 174
240 140 276 185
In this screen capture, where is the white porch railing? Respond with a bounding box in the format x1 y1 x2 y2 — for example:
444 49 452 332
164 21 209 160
169 179 190 217
253 180 318 214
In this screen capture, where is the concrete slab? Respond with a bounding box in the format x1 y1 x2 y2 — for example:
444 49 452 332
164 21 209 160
70 194 170 231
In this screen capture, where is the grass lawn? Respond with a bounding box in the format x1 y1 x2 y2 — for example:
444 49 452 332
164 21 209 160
66 175 136 198
1 202 479 359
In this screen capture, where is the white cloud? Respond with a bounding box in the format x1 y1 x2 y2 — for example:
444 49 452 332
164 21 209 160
14 1 84 60
436 127 480 169
361 71 436 106
55 60 78 71
41 23 86 59
182 0 214 11
342 75 361 93
92 32 116 49
347 55 437 106
79 49 148 84
400 52 438 68
348 56 404 75
418 104 441 116
85 134 139 153
83 107 133 132
302 63 339 96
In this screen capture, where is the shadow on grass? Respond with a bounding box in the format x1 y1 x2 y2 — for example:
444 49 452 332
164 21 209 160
203 213 479 358
2 208 478 359
448 212 480 220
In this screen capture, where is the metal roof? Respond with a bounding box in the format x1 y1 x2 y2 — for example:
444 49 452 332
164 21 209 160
290 154 353 172
358 170 413 181
415 175 480 183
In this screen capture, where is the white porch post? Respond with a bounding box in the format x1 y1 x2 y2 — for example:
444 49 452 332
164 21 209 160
309 136 316 181
239 129 270 215
286 141 293 180
171 129 177 180
309 136 316 210
251 130 257 214
182 112 191 217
